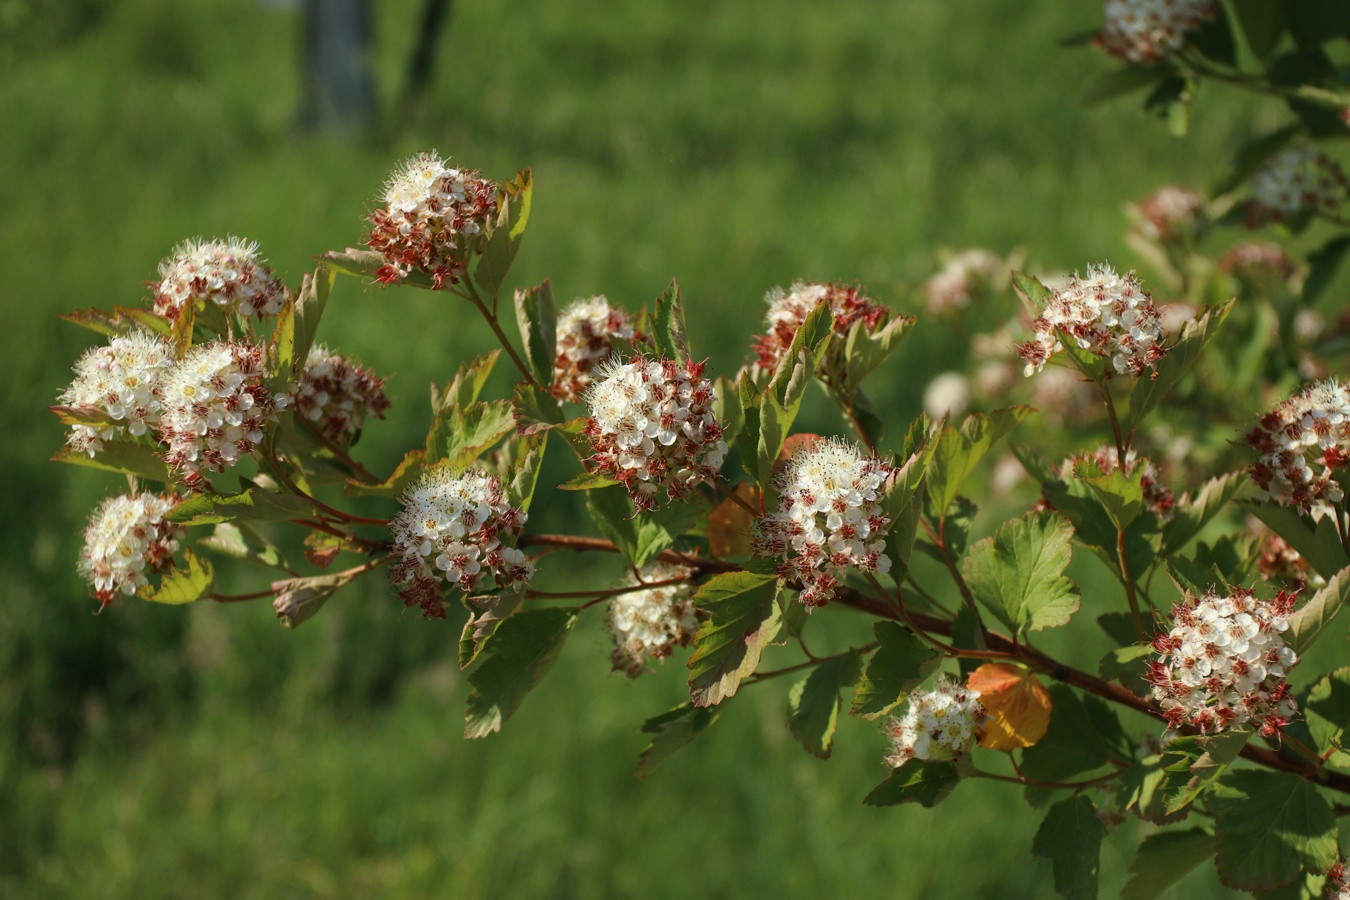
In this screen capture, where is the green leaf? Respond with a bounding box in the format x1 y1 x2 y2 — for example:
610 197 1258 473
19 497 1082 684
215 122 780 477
842 312 915 387
343 449 425 498
1160 730 1250 814
687 571 783 707
1119 754 1188 826
1020 684 1127 782
753 302 834 482
269 266 333 394
561 470 621 491
1212 125 1301 197
271 570 356 628
712 376 744 440
584 486 702 568
316 247 387 281
788 650 864 759
1031 795 1105 900
425 399 517 469
926 407 1034 517
474 169 533 302
1119 829 1215 900
513 280 557 387
1099 644 1154 690
849 621 941 720
1304 236 1350 308
196 523 290 572
862 760 960 808
1286 567 1350 656
1161 472 1248 556
1076 458 1145 531
963 511 1080 636
59 305 170 338
166 484 318 527
512 382 566 435
634 703 722 780
432 350 501 413
1229 0 1285 60
880 445 932 581
1190 7 1236 65
457 591 524 668
1286 0 1350 50
49 404 119 429
1125 299 1232 435
1165 554 1226 597
52 442 174 484
650 279 691 365
503 432 547 512
1305 667 1350 767
1243 502 1350 581
1210 770 1339 892
464 606 577 738
1081 65 1173 108
147 549 214 604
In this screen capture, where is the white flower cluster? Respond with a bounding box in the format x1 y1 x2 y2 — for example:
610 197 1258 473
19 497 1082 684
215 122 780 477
753 438 892 608
752 281 887 373
1016 263 1166 377
552 295 636 403
883 675 987 766
1135 185 1204 242
78 492 181 607
606 562 698 678
1098 0 1217 63
923 249 1006 316
158 341 284 485
388 467 532 618
290 344 389 445
1256 529 1323 593
1250 145 1347 220
153 237 286 321
1219 241 1294 282
57 330 174 456
1147 588 1299 736
366 150 498 288
1245 379 1350 511
1327 859 1350 900
584 355 727 512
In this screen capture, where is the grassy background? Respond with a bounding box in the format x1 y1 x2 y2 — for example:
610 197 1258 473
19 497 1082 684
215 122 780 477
0 0 1312 895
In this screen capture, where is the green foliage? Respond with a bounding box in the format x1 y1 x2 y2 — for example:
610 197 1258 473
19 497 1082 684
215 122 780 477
862 760 960 808
848 622 941 720
1020 685 1128 783
1119 829 1215 900
634 702 722 780
52 441 175 484
1031 795 1105 900
686 571 783 707
1285 567 1350 656
963 512 1080 636
167 482 318 527
788 649 863 759
513 280 557 386
1305 667 1350 768
1124 299 1232 435
584 486 702 568
1209 771 1339 892
147 548 214 605
1159 730 1249 815
926 407 1032 518
1244 503 1350 582
475 169 534 303
464 606 578 738
649 279 691 365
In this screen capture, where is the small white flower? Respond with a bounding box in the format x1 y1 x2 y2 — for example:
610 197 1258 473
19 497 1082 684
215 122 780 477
751 281 890 374
753 438 893 608
388 467 531 617
1250 145 1347 220
1098 0 1217 64
153 237 286 321
1147 588 1299 736
606 562 697 677
552 295 636 403
883 675 987 766
923 249 1006 316
78 492 181 607
1246 379 1350 512
57 330 174 456
290 344 389 445
1135 185 1204 242
584 355 726 511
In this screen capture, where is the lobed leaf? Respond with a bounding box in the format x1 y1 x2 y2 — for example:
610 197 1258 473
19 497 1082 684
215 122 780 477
433 350 501 413
926 406 1033 518
1209 770 1338 892
650 279 691 365
147 548 214 605
1286 567 1350 656
474 169 533 303
1031 795 1105 900
1305 667 1350 768
1159 730 1250 814
513 280 557 387
963 511 1080 636
584 486 702 568
1161 472 1248 556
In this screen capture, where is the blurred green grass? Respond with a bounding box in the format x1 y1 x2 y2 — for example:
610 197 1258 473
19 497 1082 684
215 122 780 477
0 0 1298 895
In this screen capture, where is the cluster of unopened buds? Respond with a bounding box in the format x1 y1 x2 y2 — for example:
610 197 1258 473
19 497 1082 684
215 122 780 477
605 562 698 678
1255 528 1322 593
922 249 1006 316
752 280 887 374
1063 445 1174 518
1134 185 1204 242
58 330 175 456
883 675 987 766
1017 263 1166 377
551 295 637 403
1146 588 1299 736
78 492 181 608
388 467 532 618
366 150 499 288
1096 0 1217 64
1245 378 1350 511
1249 145 1347 222
1219 241 1295 283
584 355 727 512
153 236 288 321
290 344 390 445
753 438 892 608
158 341 285 485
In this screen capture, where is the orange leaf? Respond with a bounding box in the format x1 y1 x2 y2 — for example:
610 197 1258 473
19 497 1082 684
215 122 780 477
707 484 760 559
967 663 1052 751
777 433 825 467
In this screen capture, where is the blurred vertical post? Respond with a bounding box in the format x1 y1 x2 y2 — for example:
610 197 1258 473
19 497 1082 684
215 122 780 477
401 0 454 117
300 0 377 133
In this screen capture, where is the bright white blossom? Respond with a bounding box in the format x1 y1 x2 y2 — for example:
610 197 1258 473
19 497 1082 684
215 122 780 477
1327 859 1350 900
584 355 726 512
923 371 971 420
158 341 284 485
78 492 181 608
153 237 286 321
366 150 498 288
1245 379 1350 511
552 295 636 403
1250 145 1347 221
883 675 987 766
606 562 697 678
1147 587 1298 736
1098 0 1217 63
1017 263 1166 377
1135 185 1204 242
923 249 1006 316
753 438 893 608
752 281 888 373
388 467 531 618
57 330 174 456
290 344 389 445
